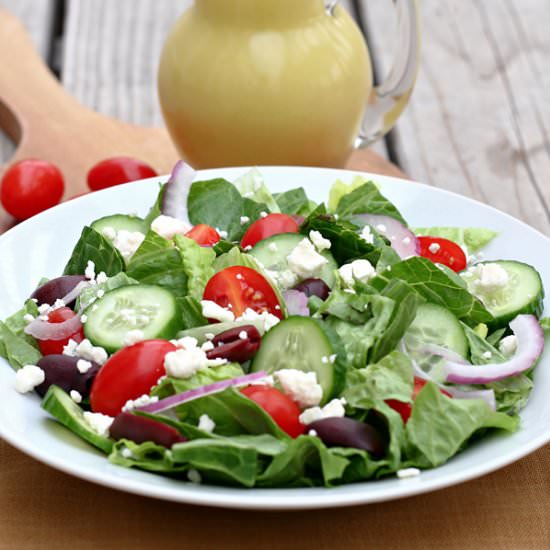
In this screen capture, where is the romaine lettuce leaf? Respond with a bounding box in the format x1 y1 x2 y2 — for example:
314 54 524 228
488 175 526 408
176 296 207 330
0 321 42 371
328 176 369 213
173 235 215 300
274 187 314 216
413 227 498 253
110 439 185 473
233 168 280 213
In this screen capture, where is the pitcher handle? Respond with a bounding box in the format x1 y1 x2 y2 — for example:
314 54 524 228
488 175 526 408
328 0 421 147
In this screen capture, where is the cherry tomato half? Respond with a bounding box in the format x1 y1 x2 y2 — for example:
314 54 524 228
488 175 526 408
386 377 452 423
38 307 84 356
1 159 64 220
185 224 220 246
418 236 467 272
241 385 305 438
90 340 176 416
87 157 158 191
241 213 299 249
203 266 283 319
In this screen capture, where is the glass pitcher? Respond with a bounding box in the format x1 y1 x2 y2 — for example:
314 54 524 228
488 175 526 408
158 0 420 168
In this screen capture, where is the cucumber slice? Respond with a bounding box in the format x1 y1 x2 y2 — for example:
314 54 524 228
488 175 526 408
404 302 468 356
249 233 337 289
91 214 146 238
41 385 113 453
177 319 267 342
250 317 345 404
84 284 181 352
461 260 544 328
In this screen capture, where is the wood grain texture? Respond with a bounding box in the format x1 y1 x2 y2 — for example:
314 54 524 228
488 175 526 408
360 0 550 234
0 0 56 162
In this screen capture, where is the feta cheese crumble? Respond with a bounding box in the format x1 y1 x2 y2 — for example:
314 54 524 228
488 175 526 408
499 335 518 356
76 359 93 374
63 338 108 366
309 230 331 251
14 365 45 393
83 412 114 438
359 225 374 244
123 329 145 347
338 259 376 287
122 394 159 412
428 242 441 254
287 238 328 279
164 338 227 379
299 398 347 425
151 215 192 240
70 390 82 404
240 216 250 225
200 300 235 322
482 351 493 360
268 242 278 252
237 308 280 332
397 467 421 479
85 260 96 281
473 263 509 292
112 230 145 261
274 369 323 408
198 414 216 433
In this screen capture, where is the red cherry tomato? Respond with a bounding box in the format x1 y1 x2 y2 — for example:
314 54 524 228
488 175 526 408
241 213 299 249
185 224 220 246
38 307 84 356
90 340 176 416
418 236 467 272
203 266 283 319
241 385 305 438
1 159 64 220
386 377 452 423
87 157 158 191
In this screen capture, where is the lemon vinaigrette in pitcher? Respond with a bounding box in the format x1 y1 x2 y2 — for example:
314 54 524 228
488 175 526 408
158 0 420 168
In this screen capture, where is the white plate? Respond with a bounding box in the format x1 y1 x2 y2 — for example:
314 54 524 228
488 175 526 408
1 166 549 510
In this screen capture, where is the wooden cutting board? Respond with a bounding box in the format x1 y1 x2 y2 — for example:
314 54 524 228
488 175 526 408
0 8 406 234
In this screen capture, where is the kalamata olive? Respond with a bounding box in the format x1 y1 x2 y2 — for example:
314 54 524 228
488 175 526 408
35 354 100 398
207 325 261 363
308 417 386 458
292 278 330 300
110 412 187 448
30 275 87 308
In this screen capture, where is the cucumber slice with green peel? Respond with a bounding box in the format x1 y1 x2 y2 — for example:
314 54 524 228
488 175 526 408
84 284 181 352
250 316 345 404
404 302 468 357
461 260 544 328
41 385 113 453
249 233 338 289
177 319 267 342
91 214 146 238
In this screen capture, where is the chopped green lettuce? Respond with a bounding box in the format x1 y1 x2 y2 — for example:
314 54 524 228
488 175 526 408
233 168 280 214
173 235 215 300
328 176 370 213
413 227 498 253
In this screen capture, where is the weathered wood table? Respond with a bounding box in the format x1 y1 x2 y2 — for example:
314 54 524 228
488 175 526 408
0 1 549 548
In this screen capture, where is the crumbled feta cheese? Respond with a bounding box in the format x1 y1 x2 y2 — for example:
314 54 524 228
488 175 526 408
205 332 215 341
96 289 105 299
260 211 268 218
14 365 45 393
63 339 79 357
121 447 134 459
151 215 191 240
287 238 328 279
249 374 275 386
482 351 493 360
101 226 117 241
359 225 374 244
38 303 51 315
122 394 159 412
428 242 441 254
264 268 299 291
123 329 145 347
309 230 331 251
70 390 82 404
376 224 387 234
237 308 280 332
52 298 65 310
308 429 318 437
23 313 35 323
74 339 108 365
244 245 253 251
240 216 250 225
339 259 376 287
499 335 518 356
164 338 226 379
80 314 88 324
299 398 346 425
238 331 248 340
76 359 93 374
173 336 199 350
200 300 235 322
187 469 202 484
85 261 96 281
83 412 114 437
96 272 108 285
473 263 509 292
201 341 214 352
112 230 145 261
268 242 278 252
198 414 216 433
218 229 228 239
274 369 323 408
397 467 421 479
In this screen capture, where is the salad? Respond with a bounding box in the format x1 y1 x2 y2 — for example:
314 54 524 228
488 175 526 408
0 162 547 489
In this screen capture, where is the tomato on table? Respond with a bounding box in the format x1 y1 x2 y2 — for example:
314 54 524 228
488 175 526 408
418 236 467 272
203 266 283 319
90 340 176 416
38 307 84 356
1 159 64 220
87 157 158 191
386 377 452 423
185 224 220 246
241 385 305 438
241 213 299 249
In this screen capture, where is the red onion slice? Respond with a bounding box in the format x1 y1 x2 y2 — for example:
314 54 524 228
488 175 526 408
444 315 544 384
24 314 82 341
137 370 269 414
61 280 91 307
160 160 196 221
282 290 310 317
354 214 420 259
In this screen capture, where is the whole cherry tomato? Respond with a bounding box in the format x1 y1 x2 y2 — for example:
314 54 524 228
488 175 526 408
418 236 467 272
38 307 84 356
90 340 176 416
185 224 220 246
1 159 64 220
203 266 283 319
241 385 305 438
386 377 452 423
87 157 158 191
241 213 299 249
